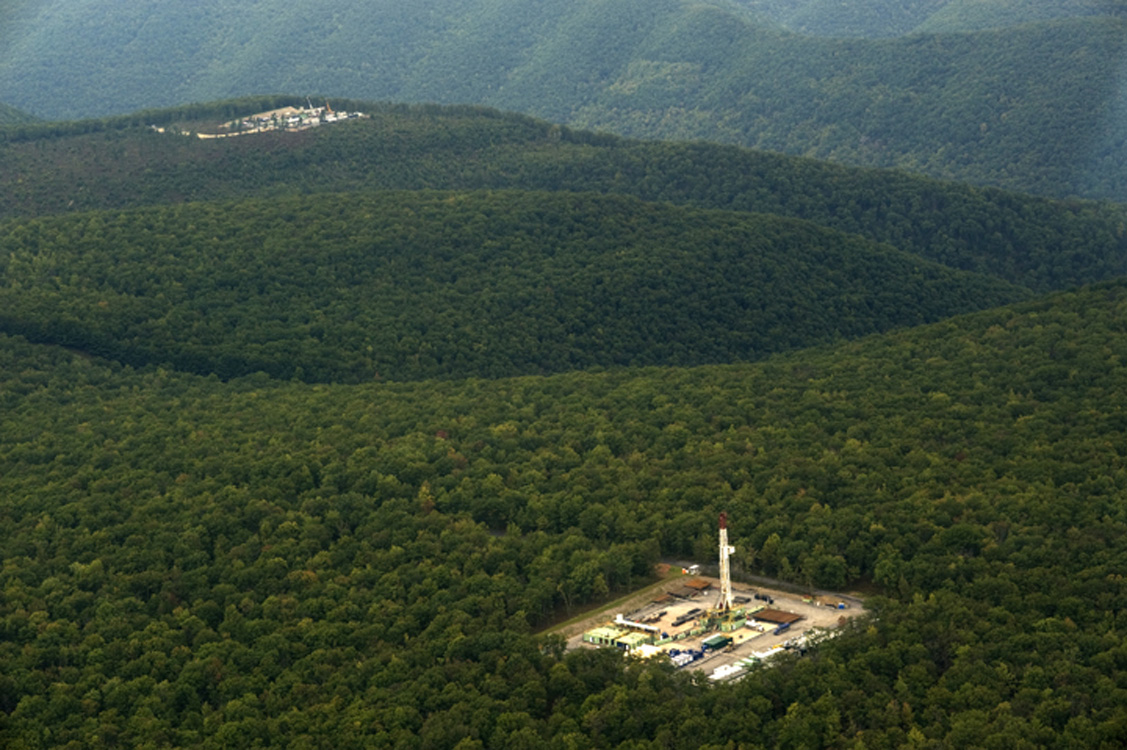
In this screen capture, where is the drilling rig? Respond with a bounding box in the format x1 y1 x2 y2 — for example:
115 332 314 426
716 512 735 613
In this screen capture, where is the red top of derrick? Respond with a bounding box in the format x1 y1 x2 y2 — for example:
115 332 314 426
719 511 727 529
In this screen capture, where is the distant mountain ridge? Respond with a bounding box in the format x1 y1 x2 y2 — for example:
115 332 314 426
3 100 1125 294
1 0 1125 199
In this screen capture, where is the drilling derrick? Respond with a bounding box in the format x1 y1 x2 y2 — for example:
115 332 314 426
717 512 734 612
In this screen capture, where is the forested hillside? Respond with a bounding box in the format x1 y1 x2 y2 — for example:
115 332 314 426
2 0 1125 199
731 0 1126 37
915 0 1127 34
0 101 35 126
0 190 1028 382
729 0 950 36
3 12 1127 740
2 280 1127 747
3 100 1126 293
568 15 1127 201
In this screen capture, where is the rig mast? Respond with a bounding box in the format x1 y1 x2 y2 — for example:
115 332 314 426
717 512 734 612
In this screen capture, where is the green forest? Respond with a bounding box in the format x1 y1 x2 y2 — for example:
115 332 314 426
0 101 35 126
913 0 1127 34
3 100 1126 293
731 0 1126 37
2 74 1127 748
2 278 1127 747
0 190 1030 383
1 0 1125 199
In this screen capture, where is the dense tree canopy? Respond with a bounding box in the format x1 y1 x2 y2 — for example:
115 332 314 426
1 1 1125 199
0 101 36 126
0 189 1028 382
3 57 1127 746
1 280 1127 747
730 0 1126 37
2 102 1125 293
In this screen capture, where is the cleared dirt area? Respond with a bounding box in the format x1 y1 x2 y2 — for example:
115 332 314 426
563 576 865 682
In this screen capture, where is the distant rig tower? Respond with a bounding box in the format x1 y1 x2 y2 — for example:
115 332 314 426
717 512 735 612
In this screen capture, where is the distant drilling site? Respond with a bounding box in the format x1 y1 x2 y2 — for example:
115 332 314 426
571 513 864 682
